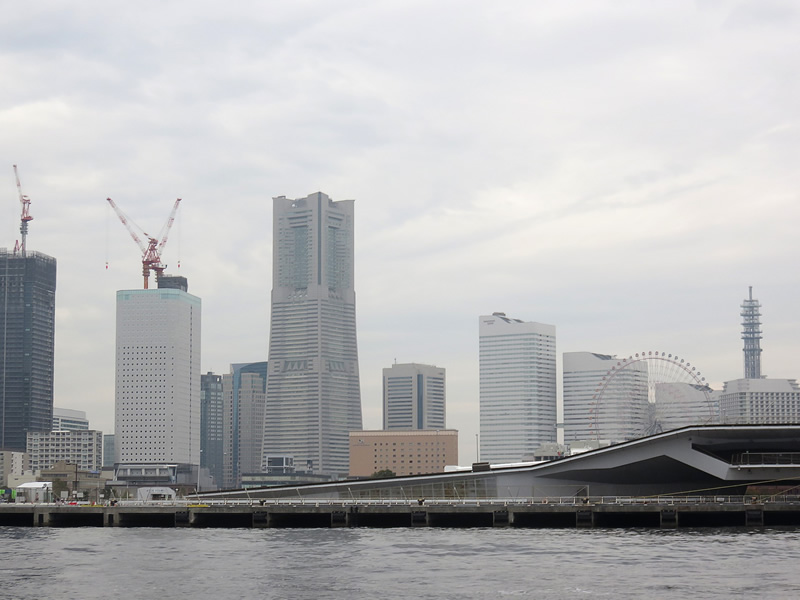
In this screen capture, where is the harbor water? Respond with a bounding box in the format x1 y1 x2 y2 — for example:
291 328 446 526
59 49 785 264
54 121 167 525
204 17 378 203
2 526 800 599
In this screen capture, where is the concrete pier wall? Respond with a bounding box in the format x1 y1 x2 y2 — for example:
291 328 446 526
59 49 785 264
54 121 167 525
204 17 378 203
0 499 797 529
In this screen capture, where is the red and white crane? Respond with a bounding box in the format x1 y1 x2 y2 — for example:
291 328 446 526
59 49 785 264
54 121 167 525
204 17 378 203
106 197 181 289
12 165 33 257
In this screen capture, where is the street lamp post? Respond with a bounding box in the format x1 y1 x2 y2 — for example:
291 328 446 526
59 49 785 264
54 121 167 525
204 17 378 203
196 449 203 495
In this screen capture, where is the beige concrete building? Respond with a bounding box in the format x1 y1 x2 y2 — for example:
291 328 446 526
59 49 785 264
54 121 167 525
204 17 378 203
0 450 29 486
349 429 458 477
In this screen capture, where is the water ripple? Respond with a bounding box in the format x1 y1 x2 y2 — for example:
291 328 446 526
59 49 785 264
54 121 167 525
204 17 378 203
2 527 800 599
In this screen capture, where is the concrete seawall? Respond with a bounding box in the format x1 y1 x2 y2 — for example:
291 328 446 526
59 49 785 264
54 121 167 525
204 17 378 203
2 498 800 528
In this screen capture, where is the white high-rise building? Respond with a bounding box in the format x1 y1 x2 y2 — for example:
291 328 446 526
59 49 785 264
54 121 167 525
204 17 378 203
383 363 446 430
479 313 556 464
563 352 648 444
114 281 201 466
717 378 800 424
27 429 103 471
52 407 89 431
264 193 362 477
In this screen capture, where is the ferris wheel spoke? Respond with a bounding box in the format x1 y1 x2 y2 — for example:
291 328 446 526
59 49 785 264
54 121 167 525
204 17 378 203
589 351 715 443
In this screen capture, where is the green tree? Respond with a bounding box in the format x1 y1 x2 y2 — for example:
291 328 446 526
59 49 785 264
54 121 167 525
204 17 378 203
370 469 396 479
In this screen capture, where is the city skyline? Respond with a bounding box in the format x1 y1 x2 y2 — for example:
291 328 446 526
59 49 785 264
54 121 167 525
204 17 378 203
3 2 800 465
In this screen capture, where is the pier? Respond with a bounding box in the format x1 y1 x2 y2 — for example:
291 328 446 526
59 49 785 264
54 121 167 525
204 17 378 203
2 496 800 529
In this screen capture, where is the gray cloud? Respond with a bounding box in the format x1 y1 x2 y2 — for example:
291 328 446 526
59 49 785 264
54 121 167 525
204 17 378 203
2 0 799 463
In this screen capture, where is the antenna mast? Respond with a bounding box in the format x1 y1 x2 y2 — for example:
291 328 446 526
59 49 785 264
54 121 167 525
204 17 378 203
741 286 763 379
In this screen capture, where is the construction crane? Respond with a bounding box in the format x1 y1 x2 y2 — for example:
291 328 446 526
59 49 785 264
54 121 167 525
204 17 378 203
12 165 33 257
107 197 181 289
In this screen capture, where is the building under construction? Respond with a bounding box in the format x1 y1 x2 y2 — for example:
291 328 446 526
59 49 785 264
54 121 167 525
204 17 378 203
1 166 57 451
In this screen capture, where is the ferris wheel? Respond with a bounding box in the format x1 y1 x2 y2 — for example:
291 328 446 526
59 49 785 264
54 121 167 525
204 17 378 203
588 351 716 442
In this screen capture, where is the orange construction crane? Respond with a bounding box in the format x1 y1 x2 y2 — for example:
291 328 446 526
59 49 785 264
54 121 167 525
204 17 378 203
107 197 181 289
12 165 33 257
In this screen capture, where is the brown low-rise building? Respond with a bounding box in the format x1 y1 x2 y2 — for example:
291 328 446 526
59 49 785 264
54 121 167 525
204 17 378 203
349 429 458 477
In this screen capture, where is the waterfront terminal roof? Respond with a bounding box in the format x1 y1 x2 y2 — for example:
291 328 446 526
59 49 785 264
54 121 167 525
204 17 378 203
198 425 800 501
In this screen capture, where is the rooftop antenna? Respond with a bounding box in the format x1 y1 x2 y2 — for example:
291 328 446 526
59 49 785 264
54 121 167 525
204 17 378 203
741 286 763 379
12 165 33 257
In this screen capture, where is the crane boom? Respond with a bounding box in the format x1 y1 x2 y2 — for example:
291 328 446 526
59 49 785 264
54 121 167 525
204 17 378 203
106 197 182 289
12 165 33 256
157 198 181 254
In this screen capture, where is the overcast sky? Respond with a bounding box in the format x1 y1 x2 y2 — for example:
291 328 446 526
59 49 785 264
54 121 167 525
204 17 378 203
3 0 799 464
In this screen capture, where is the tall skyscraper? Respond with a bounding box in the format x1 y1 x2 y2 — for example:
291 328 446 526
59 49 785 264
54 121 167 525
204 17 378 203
479 313 556 464
0 249 57 451
383 363 446 430
741 286 762 379
114 276 201 466
200 372 224 488
264 192 362 477
563 352 648 444
221 362 266 488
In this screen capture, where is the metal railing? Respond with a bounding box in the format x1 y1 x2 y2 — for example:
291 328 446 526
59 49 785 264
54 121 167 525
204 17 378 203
732 452 800 466
78 494 800 508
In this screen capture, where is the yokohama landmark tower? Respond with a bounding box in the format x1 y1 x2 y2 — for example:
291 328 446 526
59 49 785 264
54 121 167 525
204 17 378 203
264 192 362 477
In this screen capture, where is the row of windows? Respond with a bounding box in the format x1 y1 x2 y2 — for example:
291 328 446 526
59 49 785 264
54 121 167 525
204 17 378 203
372 441 448 446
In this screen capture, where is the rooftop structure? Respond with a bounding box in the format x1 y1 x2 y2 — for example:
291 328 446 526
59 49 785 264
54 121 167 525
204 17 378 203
741 286 763 379
52 407 89 431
